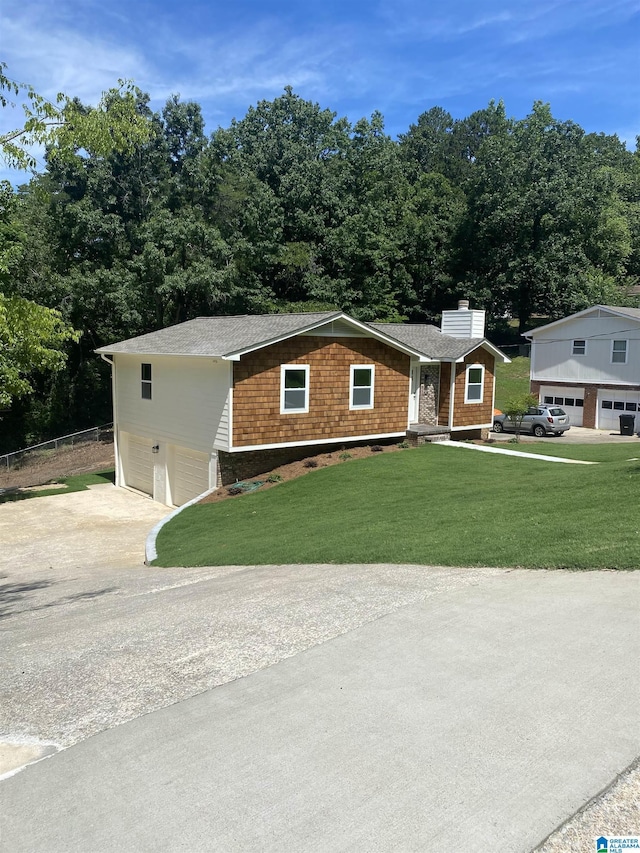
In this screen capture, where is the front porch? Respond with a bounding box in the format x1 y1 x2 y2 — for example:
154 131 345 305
405 424 451 445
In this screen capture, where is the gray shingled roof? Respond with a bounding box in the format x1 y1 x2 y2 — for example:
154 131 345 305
369 323 485 360
96 312 342 357
600 305 640 319
96 311 498 361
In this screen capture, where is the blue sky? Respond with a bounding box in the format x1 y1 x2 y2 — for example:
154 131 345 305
1 0 639 183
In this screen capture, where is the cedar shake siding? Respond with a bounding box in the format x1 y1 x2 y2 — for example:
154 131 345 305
232 336 410 447
438 348 495 428
452 348 495 427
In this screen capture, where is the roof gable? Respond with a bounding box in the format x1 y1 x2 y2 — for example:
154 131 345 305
524 305 640 338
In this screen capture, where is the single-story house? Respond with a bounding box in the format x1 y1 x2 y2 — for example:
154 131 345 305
97 302 508 506
524 304 640 430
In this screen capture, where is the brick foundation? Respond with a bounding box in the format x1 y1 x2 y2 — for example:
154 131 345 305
453 428 489 441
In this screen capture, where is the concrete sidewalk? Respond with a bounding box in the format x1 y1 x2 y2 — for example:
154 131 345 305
2 569 639 852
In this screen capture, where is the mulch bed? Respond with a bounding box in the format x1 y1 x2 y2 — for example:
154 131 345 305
199 443 405 505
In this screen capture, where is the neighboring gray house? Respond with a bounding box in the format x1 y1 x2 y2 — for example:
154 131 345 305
524 305 640 429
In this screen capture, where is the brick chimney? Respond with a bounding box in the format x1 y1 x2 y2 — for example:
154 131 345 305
440 300 485 338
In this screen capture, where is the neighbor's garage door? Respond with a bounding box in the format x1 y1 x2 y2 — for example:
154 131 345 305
125 433 154 496
540 386 584 427
597 390 640 431
171 446 211 506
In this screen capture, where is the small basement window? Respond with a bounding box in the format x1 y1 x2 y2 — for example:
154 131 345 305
280 365 309 414
141 363 152 400
612 340 627 364
464 364 484 403
350 365 375 409
572 340 586 356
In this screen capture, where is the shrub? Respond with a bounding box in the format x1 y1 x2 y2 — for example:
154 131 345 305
339 451 352 461
227 486 244 496
266 473 283 483
303 459 318 468
397 440 410 449
370 445 383 453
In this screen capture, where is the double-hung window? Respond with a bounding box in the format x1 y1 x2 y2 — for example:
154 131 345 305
280 365 309 413
464 364 484 403
611 340 627 364
572 340 586 356
350 365 374 410
141 363 152 400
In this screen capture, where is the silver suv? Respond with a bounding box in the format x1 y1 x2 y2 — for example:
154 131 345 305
493 405 571 437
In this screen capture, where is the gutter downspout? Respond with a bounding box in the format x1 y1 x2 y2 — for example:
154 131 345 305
100 354 120 487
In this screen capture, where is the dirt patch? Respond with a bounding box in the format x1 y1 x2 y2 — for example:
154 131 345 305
200 443 406 505
0 441 115 490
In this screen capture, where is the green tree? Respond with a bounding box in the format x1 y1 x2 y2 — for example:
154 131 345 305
0 63 151 170
455 102 634 331
0 293 79 408
503 393 539 442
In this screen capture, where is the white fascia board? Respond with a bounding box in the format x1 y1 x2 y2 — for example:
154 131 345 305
97 350 227 360
453 341 510 363
224 313 428 361
229 432 406 453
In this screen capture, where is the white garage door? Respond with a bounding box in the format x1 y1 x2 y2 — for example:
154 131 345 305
171 446 211 506
540 386 585 427
597 390 640 431
125 434 154 496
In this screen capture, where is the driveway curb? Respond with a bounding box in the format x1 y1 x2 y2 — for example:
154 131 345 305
144 486 218 563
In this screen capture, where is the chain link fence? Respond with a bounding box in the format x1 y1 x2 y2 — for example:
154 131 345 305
0 424 114 470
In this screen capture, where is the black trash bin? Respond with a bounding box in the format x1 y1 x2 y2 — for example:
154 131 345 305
619 413 635 435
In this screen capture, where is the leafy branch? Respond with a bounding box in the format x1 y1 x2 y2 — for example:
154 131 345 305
0 62 151 170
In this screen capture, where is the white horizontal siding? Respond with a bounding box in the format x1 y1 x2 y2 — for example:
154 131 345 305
114 354 230 453
531 313 640 385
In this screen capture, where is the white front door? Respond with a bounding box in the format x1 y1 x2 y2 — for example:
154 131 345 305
409 366 420 423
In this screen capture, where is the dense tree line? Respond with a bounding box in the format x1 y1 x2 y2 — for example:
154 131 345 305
1 85 639 451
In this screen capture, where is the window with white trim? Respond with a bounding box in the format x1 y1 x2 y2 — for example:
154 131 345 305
572 339 586 356
611 340 627 364
141 363 152 400
464 364 484 403
350 365 375 410
280 365 309 413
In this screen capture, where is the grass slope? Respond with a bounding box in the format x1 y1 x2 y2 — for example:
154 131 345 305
494 356 531 411
153 446 639 569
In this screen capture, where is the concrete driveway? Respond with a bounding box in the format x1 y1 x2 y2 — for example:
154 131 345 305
490 425 640 444
2 483 639 851
1 567 639 852
0 483 167 580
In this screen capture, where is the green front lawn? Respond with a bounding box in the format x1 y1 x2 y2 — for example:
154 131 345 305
153 445 639 569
